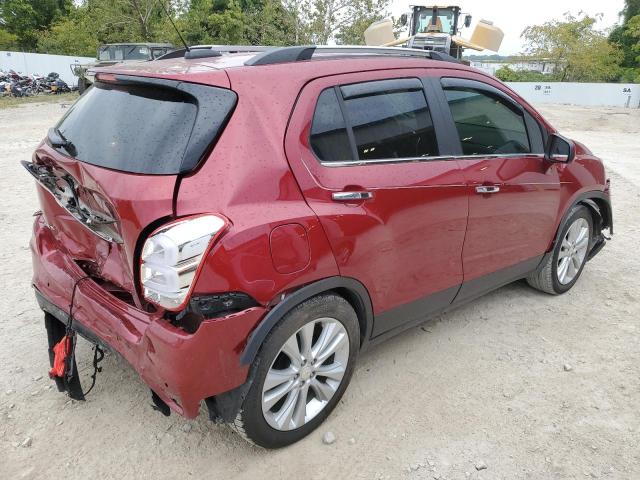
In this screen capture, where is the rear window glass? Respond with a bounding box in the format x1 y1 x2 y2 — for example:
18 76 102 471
55 81 235 174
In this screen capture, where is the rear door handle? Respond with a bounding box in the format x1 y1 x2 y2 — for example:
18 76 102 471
475 185 500 194
332 191 374 202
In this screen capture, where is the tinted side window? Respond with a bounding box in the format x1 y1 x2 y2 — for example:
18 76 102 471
342 86 438 160
444 87 531 155
310 89 352 162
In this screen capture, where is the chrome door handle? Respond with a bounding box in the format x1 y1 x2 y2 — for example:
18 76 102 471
475 185 500 194
332 191 374 201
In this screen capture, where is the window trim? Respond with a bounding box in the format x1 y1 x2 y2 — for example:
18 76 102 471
441 77 525 113
309 77 442 167
333 86 359 161
340 78 424 100
320 153 547 168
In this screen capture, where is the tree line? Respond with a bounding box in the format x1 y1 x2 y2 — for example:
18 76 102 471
1 0 638 83
496 2 640 83
0 0 390 55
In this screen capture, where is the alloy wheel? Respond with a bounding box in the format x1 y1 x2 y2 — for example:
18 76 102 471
261 317 349 431
557 217 590 285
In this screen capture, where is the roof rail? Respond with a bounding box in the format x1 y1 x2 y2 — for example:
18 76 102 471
194 45 271 53
186 45 271 60
159 45 271 60
244 45 461 66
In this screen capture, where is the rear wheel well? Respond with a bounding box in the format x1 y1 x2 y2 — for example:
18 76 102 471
331 287 368 347
239 276 373 367
207 278 373 424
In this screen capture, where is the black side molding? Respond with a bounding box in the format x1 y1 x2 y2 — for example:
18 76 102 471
239 276 373 365
555 191 613 245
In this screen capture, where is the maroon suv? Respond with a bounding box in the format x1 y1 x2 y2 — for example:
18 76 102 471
24 46 612 448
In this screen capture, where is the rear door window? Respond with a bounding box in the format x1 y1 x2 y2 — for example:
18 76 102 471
54 80 237 174
443 87 531 155
310 89 352 162
310 78 439 163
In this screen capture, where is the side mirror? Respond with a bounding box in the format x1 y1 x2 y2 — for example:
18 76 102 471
464 15 472 28
399 13 408 26
545 133 576 163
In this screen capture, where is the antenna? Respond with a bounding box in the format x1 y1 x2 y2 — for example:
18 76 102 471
160 1 190 52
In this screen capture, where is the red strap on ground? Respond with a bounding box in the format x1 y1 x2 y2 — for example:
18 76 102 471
49 335 72 379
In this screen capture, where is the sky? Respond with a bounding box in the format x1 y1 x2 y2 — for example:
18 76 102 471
389 0 627 55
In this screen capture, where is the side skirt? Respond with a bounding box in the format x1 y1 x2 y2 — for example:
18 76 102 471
452 255 544 305
368 255 544 346
372 285 459 337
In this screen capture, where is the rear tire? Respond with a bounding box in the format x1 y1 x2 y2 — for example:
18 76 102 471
231 294 359 448
527 205 593 294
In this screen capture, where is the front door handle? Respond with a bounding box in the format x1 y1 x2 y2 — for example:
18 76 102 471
332 191 374 202
475 185 500 194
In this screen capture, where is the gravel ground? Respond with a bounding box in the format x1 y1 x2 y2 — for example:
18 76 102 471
1 100 638 480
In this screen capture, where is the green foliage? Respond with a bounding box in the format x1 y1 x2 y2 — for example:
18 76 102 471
200 0 246 44
0 0 71 49
619 67 640 82
494 66 550 82
3 0 392 55
174 0 391 47
609 1 640 83
0 28 19 49
521 12 623 82
245 0 301 45
36 11 98 56
179 0 234 45
306 0 389 45
622 0 640 23
83 0 174 43
334 0 387 45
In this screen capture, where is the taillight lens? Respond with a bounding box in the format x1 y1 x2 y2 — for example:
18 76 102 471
140 215 227 310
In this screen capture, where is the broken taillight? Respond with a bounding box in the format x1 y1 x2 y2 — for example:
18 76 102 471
140 215 228 311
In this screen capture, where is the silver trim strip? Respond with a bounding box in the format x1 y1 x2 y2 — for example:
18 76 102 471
320 153 546 168
475 185 500 194
332 191 374 201
191 44 271 53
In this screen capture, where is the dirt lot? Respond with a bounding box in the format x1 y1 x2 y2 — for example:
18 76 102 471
1 100 638 480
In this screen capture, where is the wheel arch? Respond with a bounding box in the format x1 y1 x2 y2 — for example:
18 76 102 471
581 196 613 235
239 276 374 367
551 190 612 253
205 277 374 424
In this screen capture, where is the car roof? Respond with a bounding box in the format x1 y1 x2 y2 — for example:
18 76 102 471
96 50 479 82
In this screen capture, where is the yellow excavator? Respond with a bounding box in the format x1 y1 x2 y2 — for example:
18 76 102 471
365 4 504 60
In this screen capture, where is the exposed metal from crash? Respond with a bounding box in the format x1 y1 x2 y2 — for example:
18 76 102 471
21 160 122 243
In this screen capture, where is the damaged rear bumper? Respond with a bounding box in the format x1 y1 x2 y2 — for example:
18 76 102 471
31 215 266 418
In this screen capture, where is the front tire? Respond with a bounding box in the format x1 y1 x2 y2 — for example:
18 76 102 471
231 294 360 448
527 205 593 294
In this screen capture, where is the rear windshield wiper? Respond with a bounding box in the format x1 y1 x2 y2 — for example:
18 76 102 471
47 127 77 157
